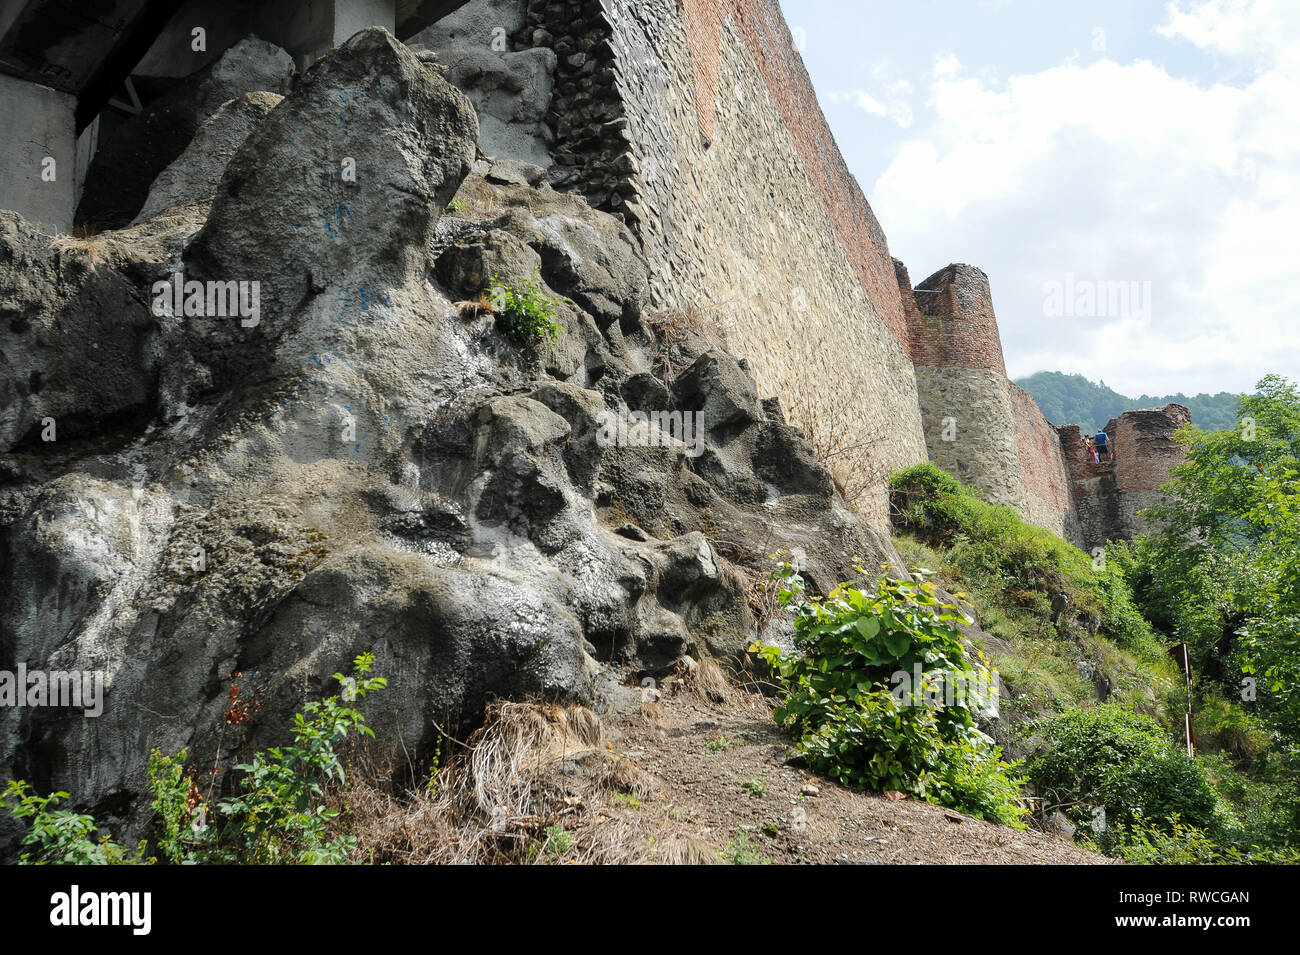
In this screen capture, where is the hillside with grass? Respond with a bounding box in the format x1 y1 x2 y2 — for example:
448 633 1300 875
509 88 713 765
883 373 1300 863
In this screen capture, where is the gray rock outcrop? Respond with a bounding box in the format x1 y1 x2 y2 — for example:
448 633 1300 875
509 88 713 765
408 0 556 167
133 92 284 224
76 37 295 230
0 27 894 854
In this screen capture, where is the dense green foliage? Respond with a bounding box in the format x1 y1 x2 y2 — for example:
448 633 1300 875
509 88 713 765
1016 370 1242 433
885 460 1298 862
756 562 1026 826
1114 374 1300 851
0 655 385 865
489 272 564 344
883 377 1300 861
0 781 144 864
1021 705 1233 834
1084 813 1300 864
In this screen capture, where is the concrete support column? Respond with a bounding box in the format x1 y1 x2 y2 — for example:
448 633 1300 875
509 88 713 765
0 72 77 232
265 0 397 70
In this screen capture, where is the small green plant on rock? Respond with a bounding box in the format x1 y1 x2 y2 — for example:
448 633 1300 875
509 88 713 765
0 654 386 865
488 272 564 345
542 823 572 856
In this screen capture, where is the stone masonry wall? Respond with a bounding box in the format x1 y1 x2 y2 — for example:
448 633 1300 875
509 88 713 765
672 0 908 346
1060 423 1122 549
524 0 926 523
915 365 1031 513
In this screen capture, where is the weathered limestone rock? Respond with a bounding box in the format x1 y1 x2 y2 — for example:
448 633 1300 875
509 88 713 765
409 0 556 168
0 212 159 452
133 92 283 224
438 48 556 167
76 37 295 230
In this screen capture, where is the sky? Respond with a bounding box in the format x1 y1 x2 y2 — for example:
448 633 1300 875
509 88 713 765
778 0 1300 397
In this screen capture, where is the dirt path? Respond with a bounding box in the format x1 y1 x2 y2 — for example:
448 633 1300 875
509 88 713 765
601 687 1111 865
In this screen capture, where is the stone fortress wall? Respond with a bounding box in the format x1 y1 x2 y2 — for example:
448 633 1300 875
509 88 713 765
0 0 1189 544
1059 405 1192 548
1010 382 1081 543
509 0 929 522
898 262 1035 521
324 0 1196 541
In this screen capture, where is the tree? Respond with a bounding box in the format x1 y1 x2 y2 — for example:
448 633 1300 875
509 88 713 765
1144 375 1300 739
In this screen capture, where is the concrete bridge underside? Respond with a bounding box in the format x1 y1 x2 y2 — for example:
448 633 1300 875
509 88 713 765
0 0 472 230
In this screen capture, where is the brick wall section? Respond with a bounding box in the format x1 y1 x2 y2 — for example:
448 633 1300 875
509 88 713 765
1112 405 1192 493
893 258 921 363
908 264 1007 375
1009 382 1080 543
1059 405 1190 547
675 0 908 345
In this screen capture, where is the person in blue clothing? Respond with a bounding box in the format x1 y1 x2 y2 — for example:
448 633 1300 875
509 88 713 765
1094 430 1111 463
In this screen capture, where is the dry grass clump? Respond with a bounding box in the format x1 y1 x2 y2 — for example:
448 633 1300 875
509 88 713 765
51 231 132 268
687 656 734 705
455 292 495 319
49 204 209 270
651 835 718 865
342 701 666 864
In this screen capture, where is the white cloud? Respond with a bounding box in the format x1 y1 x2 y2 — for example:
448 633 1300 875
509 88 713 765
868 1 1300 396
1158 0 1300 68
829 82 914 128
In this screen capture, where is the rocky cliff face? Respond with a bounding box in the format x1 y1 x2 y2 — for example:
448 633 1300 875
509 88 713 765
0 28 893 849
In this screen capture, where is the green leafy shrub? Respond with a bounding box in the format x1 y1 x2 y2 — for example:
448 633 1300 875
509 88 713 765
1022 705 1234 835
756 561 1026 826
542 824 572 856
719 831 771 865
1 654 386 865
489 272 564 345
1085 812 1300 865
0 782 145 865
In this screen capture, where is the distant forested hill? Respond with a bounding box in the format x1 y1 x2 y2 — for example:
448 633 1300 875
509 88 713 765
1015 371 1244 434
